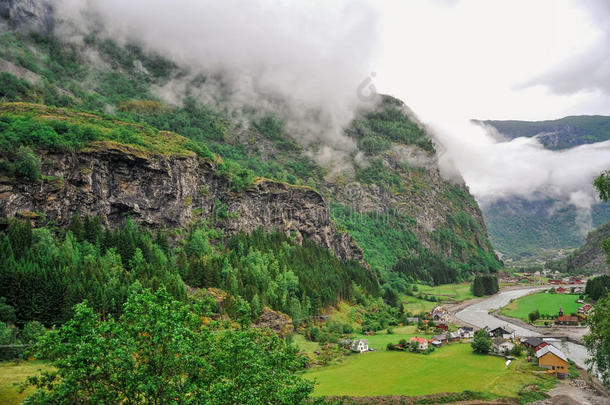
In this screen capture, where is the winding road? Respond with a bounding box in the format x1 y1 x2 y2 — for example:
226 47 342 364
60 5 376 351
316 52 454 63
455 287 591 369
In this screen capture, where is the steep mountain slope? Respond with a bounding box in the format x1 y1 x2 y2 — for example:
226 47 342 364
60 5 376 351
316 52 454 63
0 3 500 293
483 197 610 263
547 222 610 274
473 116 610 264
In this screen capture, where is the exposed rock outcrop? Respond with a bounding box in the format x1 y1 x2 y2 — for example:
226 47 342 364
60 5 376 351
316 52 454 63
252 307 294 336
0 0 54 33
0 143 364 262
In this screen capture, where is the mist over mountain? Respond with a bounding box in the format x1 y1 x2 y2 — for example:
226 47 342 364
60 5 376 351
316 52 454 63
477 116 610 263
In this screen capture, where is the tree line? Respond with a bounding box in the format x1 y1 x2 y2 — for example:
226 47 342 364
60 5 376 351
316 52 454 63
471 275 499 297
0 216 379 328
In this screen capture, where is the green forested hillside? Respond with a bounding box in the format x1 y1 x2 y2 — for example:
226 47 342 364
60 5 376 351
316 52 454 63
484 197 610 262
0 24 499 324
0 216 377 327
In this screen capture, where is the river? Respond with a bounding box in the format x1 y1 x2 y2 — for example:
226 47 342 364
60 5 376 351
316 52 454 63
455 287 591 369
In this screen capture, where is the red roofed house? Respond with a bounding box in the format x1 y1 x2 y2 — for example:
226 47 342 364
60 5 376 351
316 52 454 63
410 337 428 351
555 315 579 326
578 304 592 316
556 287 568 294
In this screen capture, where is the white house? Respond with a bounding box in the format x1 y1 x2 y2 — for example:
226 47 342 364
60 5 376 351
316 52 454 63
350 339 369 353
430 306 449 323
492 338 515 354
458 327 474 339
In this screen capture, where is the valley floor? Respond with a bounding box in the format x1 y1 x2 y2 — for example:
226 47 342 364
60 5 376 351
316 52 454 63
0 361 51 405
303 342 551 398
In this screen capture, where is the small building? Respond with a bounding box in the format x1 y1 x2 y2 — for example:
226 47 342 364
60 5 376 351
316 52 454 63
406 317 419 324
410 336 428 351
578 304 592 316
458 326 474 339
492 338 515 354
555 315 579 326
435 323 449 331
521 337 544 351
350 339 369 353
489 325 515 339
430 306 449 323
536 345 568 377
556 287 568 294
429 339 443 348
430 333 447 345
449 331 461 340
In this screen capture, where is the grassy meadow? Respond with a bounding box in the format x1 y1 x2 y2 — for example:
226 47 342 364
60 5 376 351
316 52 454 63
304 342 551 398
500 292 582 320
0 361 50 405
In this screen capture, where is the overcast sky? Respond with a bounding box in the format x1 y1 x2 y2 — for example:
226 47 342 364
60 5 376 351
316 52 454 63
374 0 610 121
370 0 610 217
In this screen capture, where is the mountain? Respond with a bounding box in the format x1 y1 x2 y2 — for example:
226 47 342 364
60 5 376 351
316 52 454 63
546 221 610 274
0 0 500 326
476 115 610 150
483 197 610 263
474 117 610 264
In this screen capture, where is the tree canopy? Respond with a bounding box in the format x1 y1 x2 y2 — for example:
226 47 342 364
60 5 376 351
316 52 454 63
23 287 313 404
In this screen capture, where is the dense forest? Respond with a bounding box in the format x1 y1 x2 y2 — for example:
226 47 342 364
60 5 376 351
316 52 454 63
0 216 379 328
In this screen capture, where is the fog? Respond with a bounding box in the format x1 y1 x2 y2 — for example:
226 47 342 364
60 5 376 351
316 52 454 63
51 0 610 228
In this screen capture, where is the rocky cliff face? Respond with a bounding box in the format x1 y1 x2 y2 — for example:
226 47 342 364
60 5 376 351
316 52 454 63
0 0 54 33
0 143 363 262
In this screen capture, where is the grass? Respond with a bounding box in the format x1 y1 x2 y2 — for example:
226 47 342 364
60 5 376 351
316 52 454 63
350 325 424 350
304 343 553 398
415 283 475 302
401 283 475 315
0 102 213 159
293 334 322 357
500 292 582 320
0 361 50 405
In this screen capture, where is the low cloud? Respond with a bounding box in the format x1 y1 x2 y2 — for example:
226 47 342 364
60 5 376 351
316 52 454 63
53 0 381 170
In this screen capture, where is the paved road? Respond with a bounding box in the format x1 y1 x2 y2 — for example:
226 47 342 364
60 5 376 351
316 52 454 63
455 287 591 369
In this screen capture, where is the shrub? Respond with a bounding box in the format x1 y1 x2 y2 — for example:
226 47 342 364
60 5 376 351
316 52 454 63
13 146 41 181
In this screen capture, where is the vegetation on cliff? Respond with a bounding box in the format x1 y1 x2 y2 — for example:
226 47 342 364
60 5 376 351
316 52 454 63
0 27 500 306
0 216 377 327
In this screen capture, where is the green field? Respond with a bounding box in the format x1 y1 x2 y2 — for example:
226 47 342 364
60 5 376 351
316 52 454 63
349 326 426 350
500 292 582 320
401 283 475 314
0 361 51 405
304 343 551 398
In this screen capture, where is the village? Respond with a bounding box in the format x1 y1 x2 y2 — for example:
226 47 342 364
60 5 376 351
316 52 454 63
344 305 576 379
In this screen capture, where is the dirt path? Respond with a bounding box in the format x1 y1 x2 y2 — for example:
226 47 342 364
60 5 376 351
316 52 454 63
531 378 610 405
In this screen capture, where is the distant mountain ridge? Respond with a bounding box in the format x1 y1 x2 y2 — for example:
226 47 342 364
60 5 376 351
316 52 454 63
474 116 610 264
475 115 610 150
547 221 610 274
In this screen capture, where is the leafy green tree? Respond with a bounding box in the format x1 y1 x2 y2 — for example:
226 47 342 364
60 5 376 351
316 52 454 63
594 171 610 266
13 146 41 181
24 287 313 404
0 297 16 324
471 329 492 354
20 321 46 344
528 310 540 323
510 344 523 357
585 295 610 387
472 276 485 297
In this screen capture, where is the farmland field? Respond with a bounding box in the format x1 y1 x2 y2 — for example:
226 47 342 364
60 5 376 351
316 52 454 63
500 292 582 320
401 282 475 314
304 343 551 397
0 361 51 405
